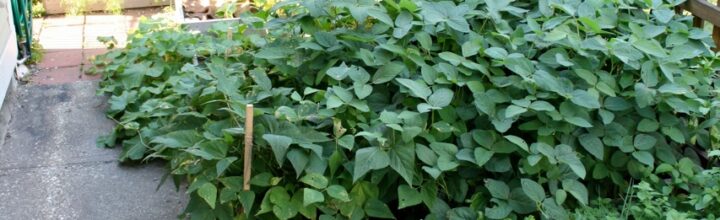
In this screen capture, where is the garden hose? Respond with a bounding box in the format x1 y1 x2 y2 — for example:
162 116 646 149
10 0 32 59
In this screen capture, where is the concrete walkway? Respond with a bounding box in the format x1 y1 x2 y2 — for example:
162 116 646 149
0 9 186 219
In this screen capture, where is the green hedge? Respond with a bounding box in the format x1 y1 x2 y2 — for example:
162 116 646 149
91 0 720 219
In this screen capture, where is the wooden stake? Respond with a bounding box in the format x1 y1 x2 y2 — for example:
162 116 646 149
242 104 254 191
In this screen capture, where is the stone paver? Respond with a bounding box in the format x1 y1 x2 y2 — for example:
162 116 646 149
43 15 85 27
37 25 84 50
37 50 84 69
84 24 128 48
32 8 165 84
32 18 43 37
30 66 83 85
0 81 186 219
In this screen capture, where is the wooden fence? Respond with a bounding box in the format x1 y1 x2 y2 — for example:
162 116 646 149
677 0 720 48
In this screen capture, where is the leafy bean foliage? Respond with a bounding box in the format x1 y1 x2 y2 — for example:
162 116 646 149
92 0 720 219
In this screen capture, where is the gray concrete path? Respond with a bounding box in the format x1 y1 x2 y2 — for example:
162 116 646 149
0 81 186 220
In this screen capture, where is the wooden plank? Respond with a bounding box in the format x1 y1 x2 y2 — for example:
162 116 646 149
694 16 704 28
682 0 720 27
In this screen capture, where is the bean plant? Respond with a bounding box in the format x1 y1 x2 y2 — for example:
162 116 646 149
91 0 720 219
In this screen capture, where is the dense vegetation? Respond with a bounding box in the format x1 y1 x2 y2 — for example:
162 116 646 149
90 0 720 219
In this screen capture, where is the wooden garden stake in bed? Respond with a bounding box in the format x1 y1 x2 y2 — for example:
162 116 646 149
243 104 254 191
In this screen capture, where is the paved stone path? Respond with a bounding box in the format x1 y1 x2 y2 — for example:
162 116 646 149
30 8 161 84
0 8 187 219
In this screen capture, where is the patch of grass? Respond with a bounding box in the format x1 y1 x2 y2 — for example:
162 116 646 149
26 40 43 65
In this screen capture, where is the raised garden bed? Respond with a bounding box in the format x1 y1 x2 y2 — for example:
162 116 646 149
42 0 171 14
173 0 248 32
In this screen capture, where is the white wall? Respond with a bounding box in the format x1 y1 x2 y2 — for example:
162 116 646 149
0 0 12 50
0 0 17 106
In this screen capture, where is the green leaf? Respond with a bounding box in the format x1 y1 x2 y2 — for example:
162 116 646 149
485 200 513 219
504 135 529 152
353 147 390 182
303 188 325 206
555 145 586 178
485 179 510 199
372 62 405 84
534 70 568 95
393 11 413 38
578 17 602 33
578 134 604 160
474 147 494 167
198 182 217 209
634 83 655 108
420 1 470 33
612 41 643 63
396 78 432 99
263 134 293 166
580 71 601 87
543 198 569 220
215 157 237 177
561 179 588 206
256 47 291 59
437 155 459 171
327 185 351 202
365 199 395 219
505 105 527 118
634 134 657 150
327 62 350 80
598 109 615 125
653 8 674 23
398 184 422 209
239 191 255 217
637 119 659 132
415 32 432 51
504 54 534 77
439 52 466 66
389 143 416 185
315 31 337 47
300 173 329 189
570 90 600 109
367 7 394 25
632 38 667 58
462 41 481 57
484 47 508 59
521 178 546 203
287 149 309 178
118 63 146 89
632 151 655 166
417 144 438 165
250 68 272 91
428 88 454 108
187 140 227 160
529 101 556 111
353 83 373 99
564 116 593 128
662 127 685 144
151 130 202 148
